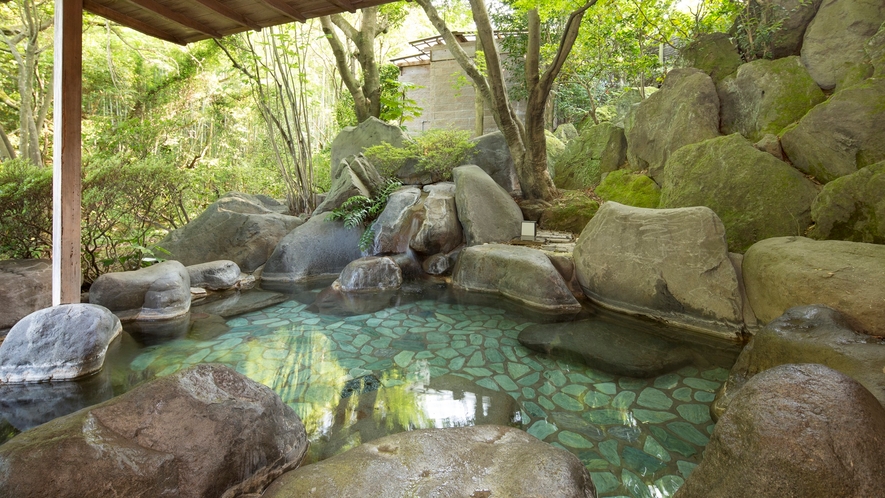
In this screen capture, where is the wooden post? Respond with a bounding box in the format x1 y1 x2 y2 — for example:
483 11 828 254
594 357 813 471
52 0 83 305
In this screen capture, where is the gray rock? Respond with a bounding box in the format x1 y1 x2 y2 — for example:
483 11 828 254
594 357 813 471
574 202 744 340
313 154 385 216
679 32 742 83
752 133 784 160
742 236 885 336
369 186 422 255
156 192 303 272
781 78 885 183
261 215 363 284
519 320 692 378
261 425 596 498
452 244 582 313
717 56 825 141
676 364 885 498
0 304 121 383
453 165 523 246
186 260 240 290
607 87 658 128
89 260 191 322
660 133 820 252
810 161 885 243
330 117 407 179
411 183 462 255
554 123 579 143
712 305 885 420
555 123 627 190
869 22 885 77
190 290 288 318
459 131 520 193
422 252 455 276
335 256 403 293
626 68 721 182
801 0 885 90
0 364 309 498
733 0 823 59
0 259 51 333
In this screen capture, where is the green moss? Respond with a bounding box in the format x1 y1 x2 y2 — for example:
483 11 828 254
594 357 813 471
595 170 661 208
539 190 600 234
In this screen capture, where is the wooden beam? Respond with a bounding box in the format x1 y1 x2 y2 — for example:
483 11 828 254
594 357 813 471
256 0 306 23
52 0 83 305
326 0 356 13
84 0 186 45
190 0 261 30
125 0 223 38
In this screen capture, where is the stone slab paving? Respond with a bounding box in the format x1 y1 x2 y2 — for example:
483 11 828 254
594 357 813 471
128 299 730 498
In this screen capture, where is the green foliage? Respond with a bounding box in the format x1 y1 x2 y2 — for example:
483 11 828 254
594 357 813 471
730 0 786 60
335 64 422 128
327 178 403 252
0 159 52 259
363 129 475 180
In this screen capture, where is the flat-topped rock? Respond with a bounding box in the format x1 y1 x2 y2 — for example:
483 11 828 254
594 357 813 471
0 304 121 383
261 425 596 498
186 260 240 290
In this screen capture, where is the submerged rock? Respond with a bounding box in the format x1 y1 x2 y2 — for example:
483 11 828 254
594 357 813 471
519 319 692 377
742 236 885 336
677 364 885 498
574 202 744 340
453 165 523 246
261 425 596 498
89 260 191 322
0 304 121 383
0 364 309 498
189 290 288 318
0 259 52 334
453 244 582 313
713 305 885 419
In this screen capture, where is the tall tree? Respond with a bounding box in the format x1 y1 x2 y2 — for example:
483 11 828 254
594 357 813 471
0 0 54 165
320 4 407 123
416 0 598 201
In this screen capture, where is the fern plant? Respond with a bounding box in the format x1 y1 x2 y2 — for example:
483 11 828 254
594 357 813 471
327 178 403 252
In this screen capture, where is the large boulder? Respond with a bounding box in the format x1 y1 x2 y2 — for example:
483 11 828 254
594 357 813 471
313 154 385 216
261 425 596 498
538 190 599 234
452 244 582 313
712 305 885 420
89 260 191 322
453 165 523 246
0 259 51 334
0 304 121 383
718 56 825 141
574 202 745 340
186 260 240 290
732 0 823 60
679 32 742 83
869 22 885 77
156 192 303 272
742 236 885 336
781 78 885 183
595 170 660 208
334 256 403 293
625 68 721 182
368 186 422 255
261 215 363 285
660 134 820 252
810 161 885 243
0 364 308 498
675 364 885 498
554 123 626 190
458 131 519 193
410 183 463 255
330 117 407 179
800 0 885 90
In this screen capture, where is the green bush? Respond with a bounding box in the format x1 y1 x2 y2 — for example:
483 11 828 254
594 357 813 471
363 129 475 181
0 159 53 259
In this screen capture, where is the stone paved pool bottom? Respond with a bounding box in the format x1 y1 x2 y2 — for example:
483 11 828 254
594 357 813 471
126 297 733 498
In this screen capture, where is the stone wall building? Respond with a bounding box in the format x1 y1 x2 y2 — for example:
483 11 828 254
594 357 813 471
393 32 526 137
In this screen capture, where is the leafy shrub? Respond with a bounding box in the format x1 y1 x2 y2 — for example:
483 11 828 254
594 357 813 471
0 159 53 259
327 178 403 252
363 129 475 181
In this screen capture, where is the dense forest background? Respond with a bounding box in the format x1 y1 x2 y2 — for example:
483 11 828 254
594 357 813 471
0 0 742 283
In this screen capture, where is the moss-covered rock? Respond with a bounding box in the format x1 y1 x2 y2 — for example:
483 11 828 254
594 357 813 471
679 32 742 83
595 170 660 208
781 78 885 183
553 123 579 143
545 130 566 178
869 22 885 78
554 123 626 190
731 0 823 60
626 68 721 182
660 134 820 252
718 56 826 142
810 161 885 243
538 190 599 234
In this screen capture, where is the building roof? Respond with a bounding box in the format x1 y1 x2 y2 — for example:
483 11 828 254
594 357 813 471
85 0 399 45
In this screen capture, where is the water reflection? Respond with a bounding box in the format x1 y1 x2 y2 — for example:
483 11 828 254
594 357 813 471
0 368 114 431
